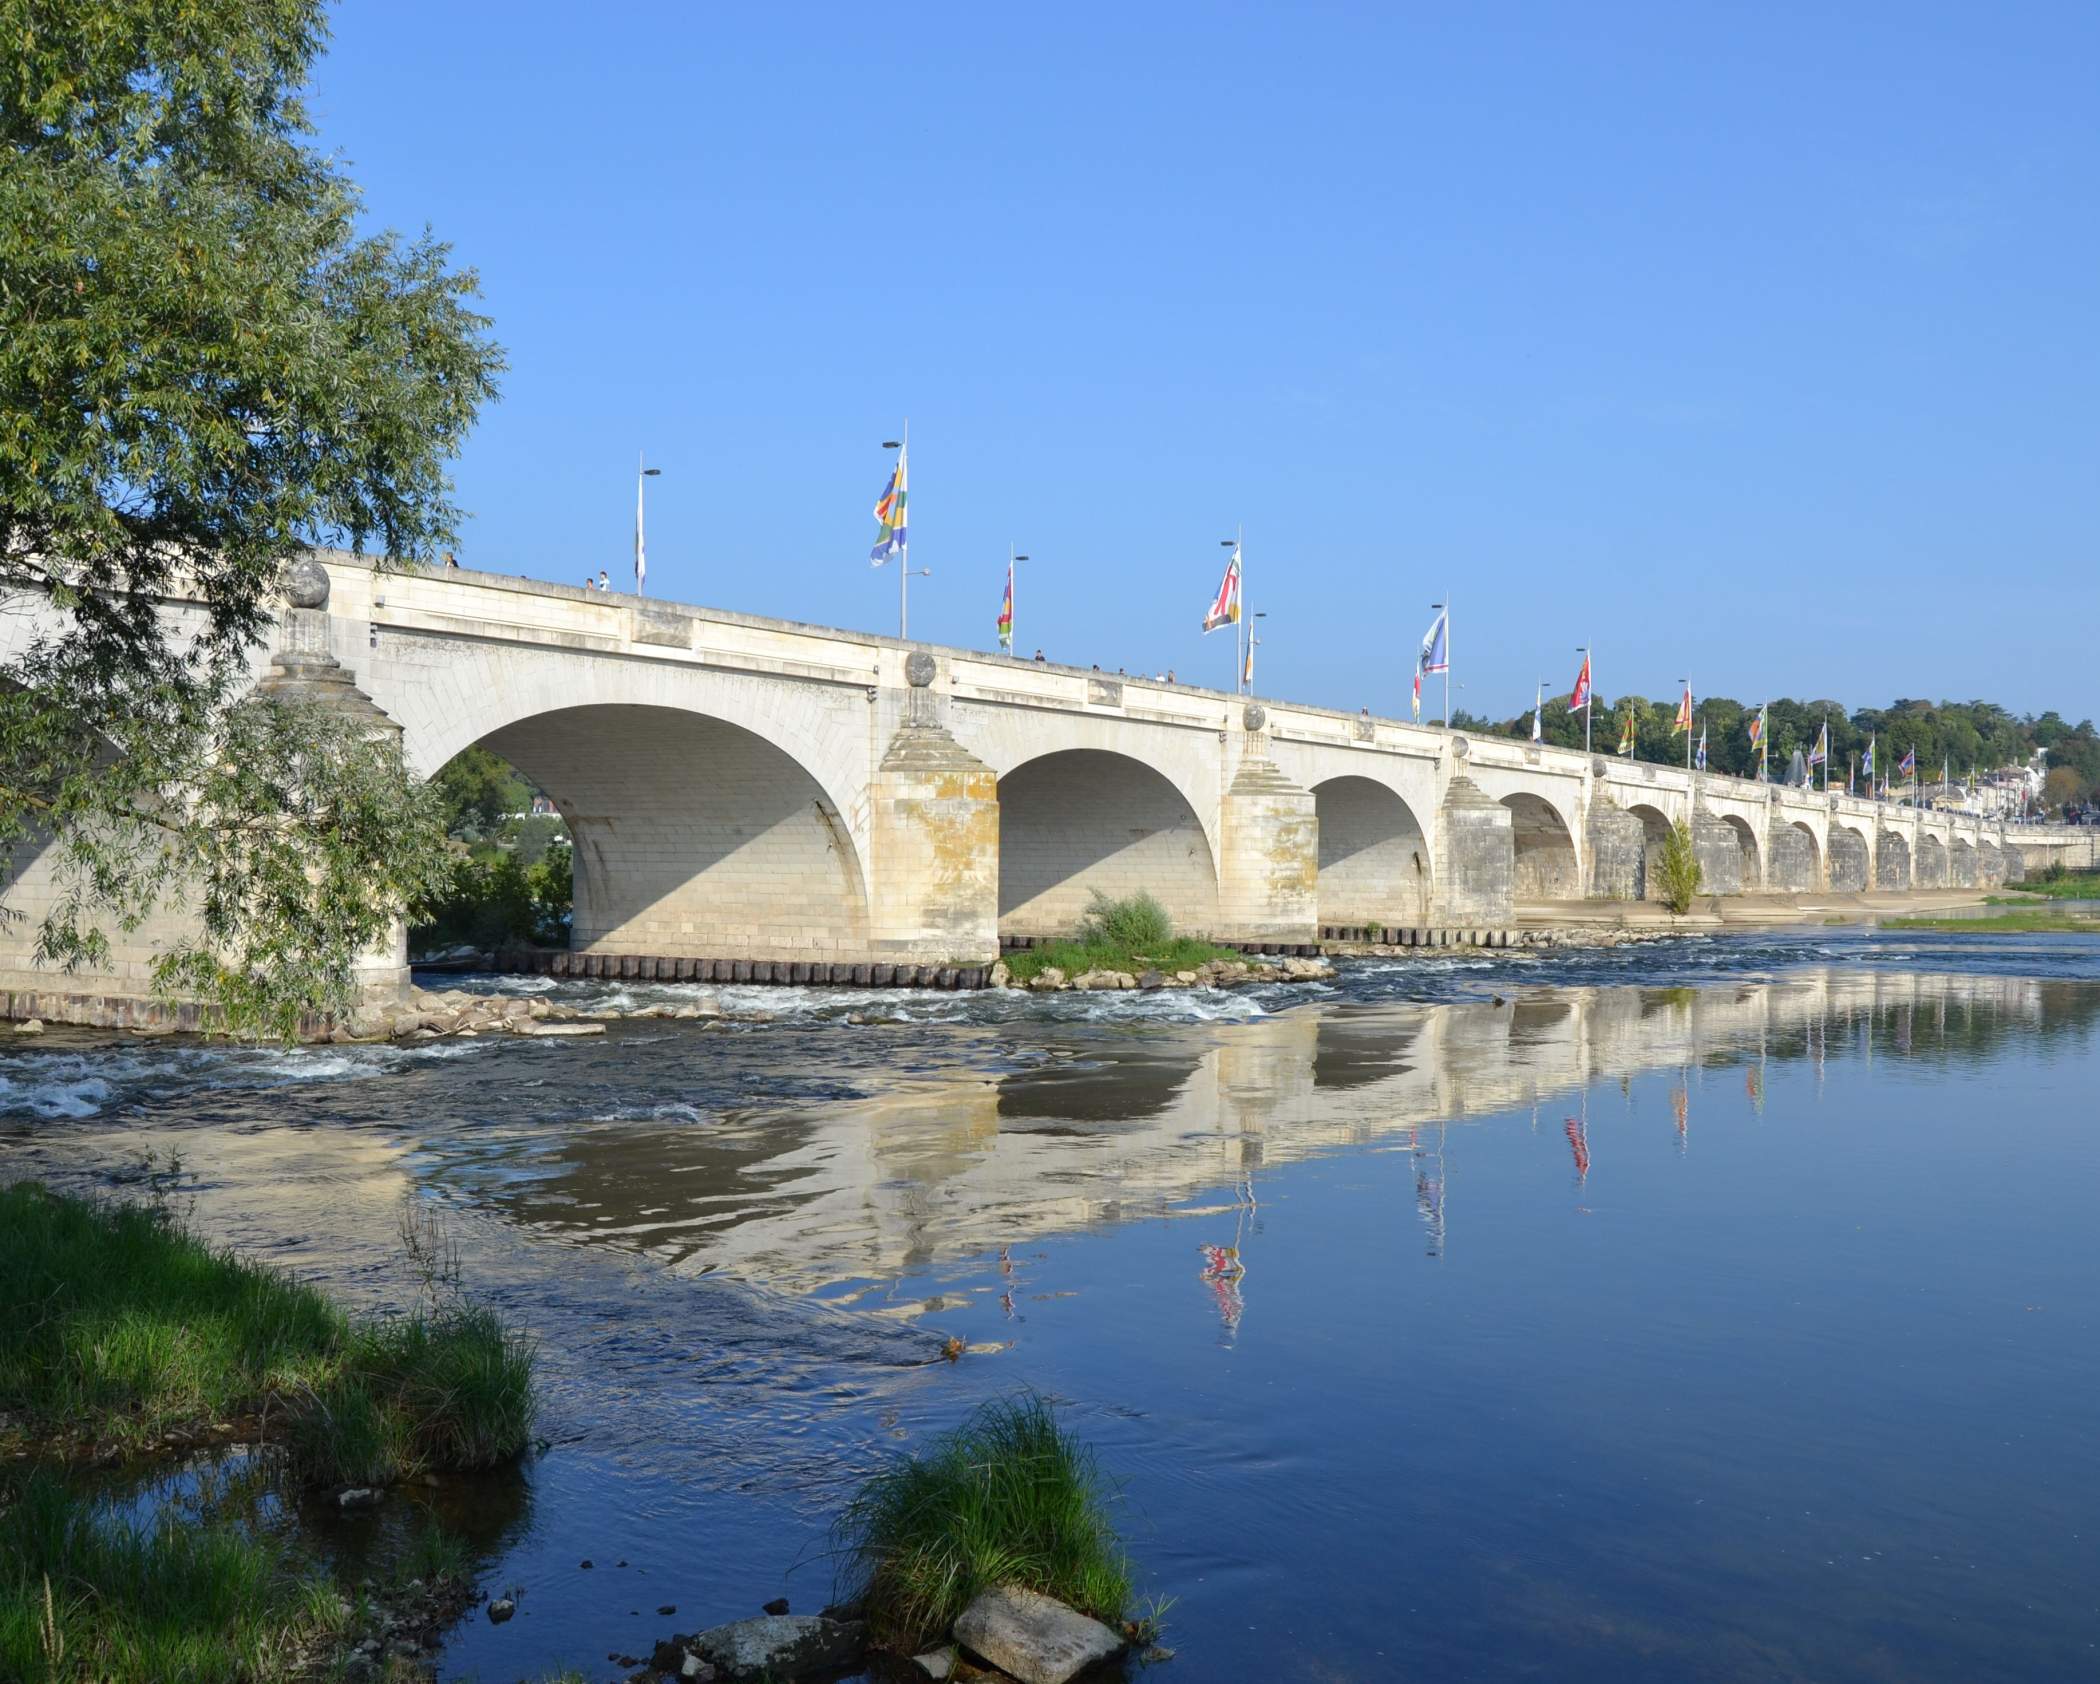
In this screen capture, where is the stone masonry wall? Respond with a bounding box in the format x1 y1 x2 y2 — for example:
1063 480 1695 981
1216 742 1319 944
1587 801 1646 902
1877 830 1911 889
1436 775 1514 923
1827 827 1870 892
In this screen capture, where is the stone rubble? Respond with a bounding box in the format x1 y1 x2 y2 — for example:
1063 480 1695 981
952 1584 1127 1684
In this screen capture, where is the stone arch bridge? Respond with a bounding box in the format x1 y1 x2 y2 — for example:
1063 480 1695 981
4 556 2094 1003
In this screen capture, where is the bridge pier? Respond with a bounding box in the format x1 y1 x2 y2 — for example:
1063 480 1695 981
1435 771 1515 924
866 669 1001 963
1586 796 1646 902
1215 711 1319 946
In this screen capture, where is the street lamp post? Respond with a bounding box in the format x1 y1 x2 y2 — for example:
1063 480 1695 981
1430 599 1450 727
635 454 662 595
1576 644 1592 754
1678 675 1690 774
881 438 930 638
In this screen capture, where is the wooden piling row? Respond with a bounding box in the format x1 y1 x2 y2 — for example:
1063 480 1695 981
484 949 991 990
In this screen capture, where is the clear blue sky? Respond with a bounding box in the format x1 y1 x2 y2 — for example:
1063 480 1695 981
310 1 2098 720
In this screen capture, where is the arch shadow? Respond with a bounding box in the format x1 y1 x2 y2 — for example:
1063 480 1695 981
1501 793 1580 901
476 703 870 960
997 749 1219 937
1313 776 1431 926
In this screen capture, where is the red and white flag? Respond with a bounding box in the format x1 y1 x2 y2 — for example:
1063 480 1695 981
1202 547 1242 633
1570 653 1592 713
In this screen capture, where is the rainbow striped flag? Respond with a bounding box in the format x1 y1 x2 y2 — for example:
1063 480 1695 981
996 562 1013 651
869 444 908 565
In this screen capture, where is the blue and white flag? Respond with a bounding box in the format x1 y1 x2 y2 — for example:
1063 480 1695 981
1862 735 1875 777
1531 685 1543 743
1695 723 1707 771
1419 610 1448 675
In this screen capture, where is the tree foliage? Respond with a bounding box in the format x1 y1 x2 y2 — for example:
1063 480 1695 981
0 0 504 1034
1474 690 2100 812
1653 817 1703 916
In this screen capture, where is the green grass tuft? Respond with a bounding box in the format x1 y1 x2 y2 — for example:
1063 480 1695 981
837 1394 1135 1652
0 1183 534 1483
1004 891 1242 985
1988 865 2100 902
0 1469 346 1684
286 1308 535 1487
1077 889 1173 950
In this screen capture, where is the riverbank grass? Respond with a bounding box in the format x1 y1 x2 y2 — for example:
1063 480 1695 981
1003 891 1242 985
1887 910 2100 933
0 1469 347 1684
0 1183 532 1479
839 1395 1133 1651
1988 864 2100 902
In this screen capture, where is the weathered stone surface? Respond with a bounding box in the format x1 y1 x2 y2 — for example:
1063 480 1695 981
511 1020 607 1037
686 1614 864 1680
913 1646 958 1680
953 1586 1124 1684
1027 966 1066 991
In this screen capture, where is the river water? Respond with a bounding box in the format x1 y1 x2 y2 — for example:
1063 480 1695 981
5 927 2099 1683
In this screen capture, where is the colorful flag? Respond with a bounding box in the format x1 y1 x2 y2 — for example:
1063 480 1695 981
1746 704 1766 748
1243 630 1256 690
1862 735 1876 777
1202 547 1242 632
1531 685 1543 743
996 560 1013 652
1898 745 1917 778
1617 705 1636 757
1570 653 1592 713
1673 684 1693 736
1808 721 1829 768
1419 610 1449 675
869 443 908 566
1410 665 1422 722
1695 723 1707 771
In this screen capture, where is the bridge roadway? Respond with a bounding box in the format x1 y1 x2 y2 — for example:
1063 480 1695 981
2 553 2095 1007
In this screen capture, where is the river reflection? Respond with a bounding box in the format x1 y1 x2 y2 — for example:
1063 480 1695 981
393 967 2100 1294
5 947 2100 1683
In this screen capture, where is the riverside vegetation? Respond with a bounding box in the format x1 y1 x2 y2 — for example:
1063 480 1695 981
1001 891 1250 987
1652 818 1704 916
0 1181 535 1683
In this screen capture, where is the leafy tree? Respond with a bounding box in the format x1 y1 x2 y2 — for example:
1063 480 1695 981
1 0 504 1034
432 747 532 841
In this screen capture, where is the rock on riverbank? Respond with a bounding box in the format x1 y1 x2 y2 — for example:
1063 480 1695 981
993 954 1336 992
333 987 725 1043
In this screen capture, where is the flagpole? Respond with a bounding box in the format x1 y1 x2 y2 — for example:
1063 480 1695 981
1443 586 1452 729
1240 523 1248 696
900 419 910 639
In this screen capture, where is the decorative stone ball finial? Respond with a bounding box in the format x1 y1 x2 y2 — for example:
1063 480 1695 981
284 556 330 610
1242 704 1267 733
1590 755 1609 778
905 651 937 689
1449 734 1469 758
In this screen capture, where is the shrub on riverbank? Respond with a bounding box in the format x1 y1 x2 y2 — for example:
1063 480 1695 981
0 1184 534 1479
838 1395 1133 1651
1653 818 1703 914
1003 891 1242 985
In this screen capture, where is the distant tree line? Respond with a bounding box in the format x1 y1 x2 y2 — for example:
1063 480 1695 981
1449 695 2100 813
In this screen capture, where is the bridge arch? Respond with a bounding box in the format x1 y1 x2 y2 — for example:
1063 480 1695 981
1916 832 1948 888
1624 803 1674 902
1312 776 1431 926
1877 829 1911 889
1949 836 1978 887
996 749 1219 938
1768 820 1822 892
1827 824 1870 891
1720 814 1761 886
1501 792 1580 901
474 704 871 962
